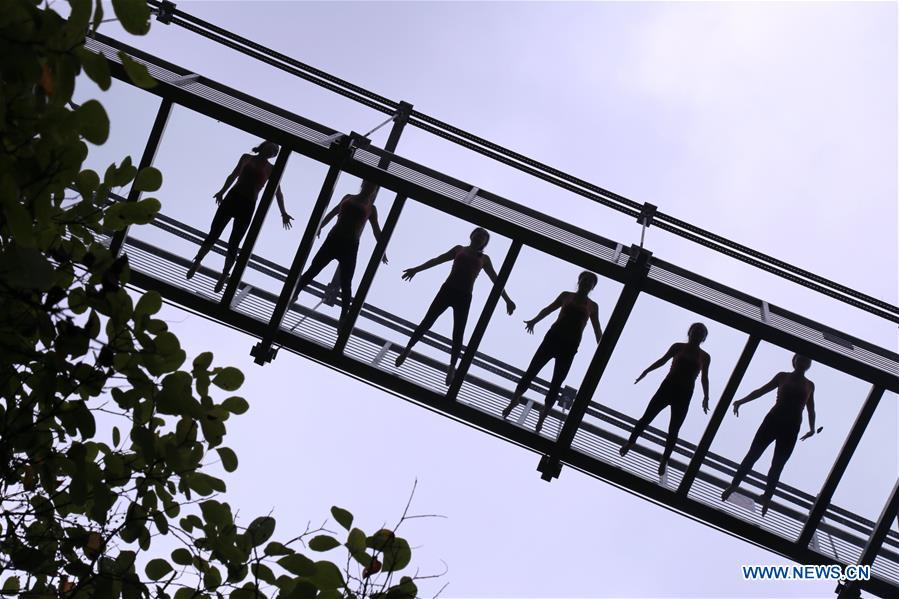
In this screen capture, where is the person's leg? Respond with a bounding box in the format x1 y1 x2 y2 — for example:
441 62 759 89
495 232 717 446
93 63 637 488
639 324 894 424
293 235 339 302
620 383 672 457
394 287 452 368
659 391 690 476
535 348 575 433
214 205 253 292
187 203 232 279
444 292 472 385
336 242 359 322
721 413 778 501
502 336 554 419
760 420 799 516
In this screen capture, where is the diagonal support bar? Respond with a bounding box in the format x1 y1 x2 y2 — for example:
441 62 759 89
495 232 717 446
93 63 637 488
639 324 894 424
250 135 357 364
537 245 651 481
798 384 885 547
836 477 899 599
333 194 407 353
220 147 291 306
677 335 760 496
446 241 522 401
109 98 173 256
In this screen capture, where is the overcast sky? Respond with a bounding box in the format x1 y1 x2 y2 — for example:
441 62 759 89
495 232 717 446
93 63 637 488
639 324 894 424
80 1 898 597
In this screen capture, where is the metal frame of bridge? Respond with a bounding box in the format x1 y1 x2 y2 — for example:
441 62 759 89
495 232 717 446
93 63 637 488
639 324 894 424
84 9 898 597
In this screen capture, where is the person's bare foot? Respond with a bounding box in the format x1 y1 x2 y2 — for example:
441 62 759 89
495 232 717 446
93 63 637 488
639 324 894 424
394 349 409 368
445 365 456 386
535 413 547 433
186 259 200 280
658 461 667 477
619 441 635 457
721 485 737 502
501 401 516 419
760 492 774 517
214 272 229 293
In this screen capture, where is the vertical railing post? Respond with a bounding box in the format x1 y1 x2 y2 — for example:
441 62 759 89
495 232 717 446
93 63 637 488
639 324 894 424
109 98 173 256
676 336 760 496
249 134 358 365
836 478 899 599
445 241 522 401
798 385 885 546
332 194 407 354
220 147 291 306
325 101 413 295
537 245 651 481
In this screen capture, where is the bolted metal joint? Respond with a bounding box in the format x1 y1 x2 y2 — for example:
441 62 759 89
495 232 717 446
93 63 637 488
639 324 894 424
250 341 277 365
156 0 177 24
637 202 657 228
537 455 562 481
393 101 414 125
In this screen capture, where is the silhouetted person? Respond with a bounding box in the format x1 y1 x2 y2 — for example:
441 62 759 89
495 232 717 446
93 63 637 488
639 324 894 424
187 141 293 292
291 180 388 321
394 227 515 385
501 272 603 433
721 354 817 517
620 323 711 477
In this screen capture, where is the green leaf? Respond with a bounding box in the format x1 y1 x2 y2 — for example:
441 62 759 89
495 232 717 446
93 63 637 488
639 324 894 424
346 528 366 555
171 548 192 566
135 290 162 317
216 447 238 472
111 0 151 35
75 100 110 144
134 166 162 192
192 352 213 370
331 506 353 530
308 535 341 552
247 516 275 546
381 538 411 573
212 367 244 391
118 52 155 88
145 558 172 581
222 396 249 415
310 561 345 590
112 426 121 446
0 246 54 290
77 47 111 90
2 577 19 593
385 578 418 599
276 553 316 576
263 541 291 556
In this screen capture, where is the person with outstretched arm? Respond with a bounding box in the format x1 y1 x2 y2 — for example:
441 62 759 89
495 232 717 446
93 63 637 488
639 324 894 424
501 271 602 433
394 227 515 386
721 354 817 517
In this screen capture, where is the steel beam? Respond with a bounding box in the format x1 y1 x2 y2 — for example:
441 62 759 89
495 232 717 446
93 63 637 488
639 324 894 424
798 385 885 546
677 336 760 496
109 97 172 256
837 478 899 598
537 245 651 481
446 241 522 401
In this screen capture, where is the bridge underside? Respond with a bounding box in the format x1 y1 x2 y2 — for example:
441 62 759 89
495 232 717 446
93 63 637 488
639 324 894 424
84 28 899 599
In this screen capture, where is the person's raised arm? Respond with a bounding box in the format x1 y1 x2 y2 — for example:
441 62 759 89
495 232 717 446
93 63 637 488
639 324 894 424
275 186 293 230
635 344 678 384
369 205 388 264
589 301 603 344
402 246 457 281
524 292 566 334
733 373 781 417
316 195 348 237
214 155 248 202
483 255 515 315
700 352 712 414
800 383 817 440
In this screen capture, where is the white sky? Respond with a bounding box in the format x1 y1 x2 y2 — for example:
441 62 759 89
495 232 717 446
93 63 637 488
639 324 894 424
79 1 898 597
